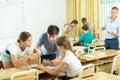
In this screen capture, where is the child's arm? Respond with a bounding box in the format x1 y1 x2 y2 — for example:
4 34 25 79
11 54 38 68
42 55 62 66
37 62 68 75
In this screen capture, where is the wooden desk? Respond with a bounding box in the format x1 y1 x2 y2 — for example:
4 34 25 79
80 50 120 73
0 68 24 80
0 67 65 80
0 68 45 80
80 50 120 62
88 41 104 47
72 46 87 52
72 72 120 80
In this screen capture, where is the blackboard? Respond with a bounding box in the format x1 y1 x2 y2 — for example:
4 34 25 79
0 2 25 38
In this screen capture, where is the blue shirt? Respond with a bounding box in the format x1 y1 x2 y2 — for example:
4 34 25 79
79 32 94 47
87 22 92 32
37 33 61 56
103 16 120 39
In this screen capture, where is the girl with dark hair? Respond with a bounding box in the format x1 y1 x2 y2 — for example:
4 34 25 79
1 31 38 69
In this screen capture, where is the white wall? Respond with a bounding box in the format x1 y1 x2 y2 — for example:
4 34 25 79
0 0 66 51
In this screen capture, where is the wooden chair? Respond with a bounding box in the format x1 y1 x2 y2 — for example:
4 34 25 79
111 54 120 75
81 64 95 78
72 64 95 79
10 69 38 80
75 49 84 58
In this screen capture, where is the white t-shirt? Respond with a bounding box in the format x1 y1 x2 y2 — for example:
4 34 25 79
8 41 33 60
62 50 82 77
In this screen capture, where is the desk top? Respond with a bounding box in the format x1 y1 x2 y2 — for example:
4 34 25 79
0 68 23 79
0 67 64 80
72 46 87 50
72 72 120 80
0 68 45 80
80 50 120 62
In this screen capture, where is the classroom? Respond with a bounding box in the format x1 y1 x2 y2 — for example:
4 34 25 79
0 0 120 80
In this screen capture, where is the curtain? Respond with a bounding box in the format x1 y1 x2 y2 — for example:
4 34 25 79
66 0 100 38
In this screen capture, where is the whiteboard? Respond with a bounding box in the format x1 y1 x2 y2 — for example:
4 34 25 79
0 2 25 38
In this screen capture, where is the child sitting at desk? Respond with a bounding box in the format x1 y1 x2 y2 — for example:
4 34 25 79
37 36 82 80
73 25 94 53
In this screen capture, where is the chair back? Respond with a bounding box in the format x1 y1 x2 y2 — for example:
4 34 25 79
81 64 95 78
76 64 95 79
111 54 120 75
10 69 38 80
92 39 99 44
75 49 84 58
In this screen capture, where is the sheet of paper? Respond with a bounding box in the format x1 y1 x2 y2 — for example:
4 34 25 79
73 46 87 49
83 54 95 58
31 64 38 68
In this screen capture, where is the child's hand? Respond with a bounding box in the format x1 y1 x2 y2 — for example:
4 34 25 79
42 59 53 66
95 28 103 34
33 49 41 56
26 65 32 70
28 54 38 60
37 64 44 70
42 59 49 66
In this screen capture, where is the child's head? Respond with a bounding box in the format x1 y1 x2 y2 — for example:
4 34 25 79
17 31 32 47
47 25 59 42
70 19 78 28
56 36 72 53
82 25 89 33
81 17 87 25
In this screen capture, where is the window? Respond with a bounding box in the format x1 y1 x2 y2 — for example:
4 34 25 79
99 0 120 40
100 0 120 27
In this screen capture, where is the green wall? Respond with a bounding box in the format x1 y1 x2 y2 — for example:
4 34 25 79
101 0 120 4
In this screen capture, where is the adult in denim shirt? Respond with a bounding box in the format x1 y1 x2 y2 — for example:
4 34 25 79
35 25 62 66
